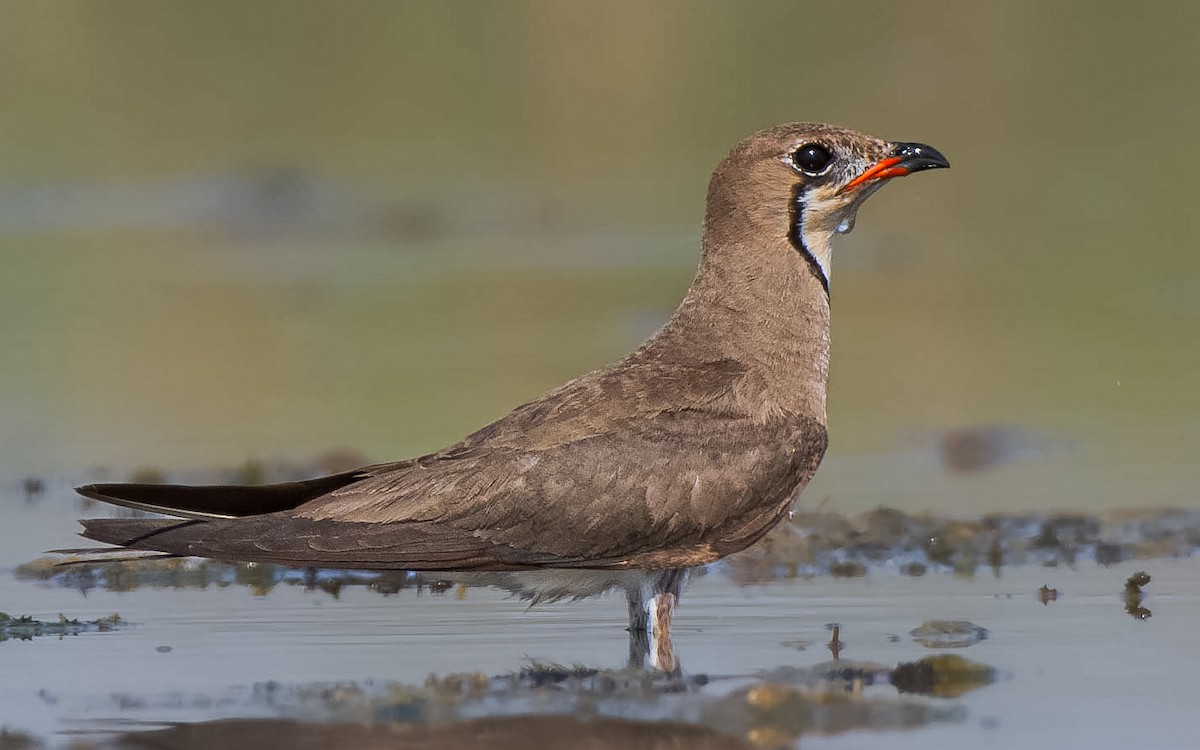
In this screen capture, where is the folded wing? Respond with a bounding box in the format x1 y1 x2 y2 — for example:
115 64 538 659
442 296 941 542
76 359 826 570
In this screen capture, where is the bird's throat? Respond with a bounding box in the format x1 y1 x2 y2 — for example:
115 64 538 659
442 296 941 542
788 185 831 296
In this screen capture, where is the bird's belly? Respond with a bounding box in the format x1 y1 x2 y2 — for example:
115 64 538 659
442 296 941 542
611 471 809 569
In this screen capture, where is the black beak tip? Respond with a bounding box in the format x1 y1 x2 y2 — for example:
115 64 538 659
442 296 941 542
892 141 950 171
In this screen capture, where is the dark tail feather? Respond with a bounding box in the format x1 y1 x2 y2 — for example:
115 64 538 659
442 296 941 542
50 546 178 556
48 519 200 563
52 550 181 566
75 471 363 520
77 518 201 548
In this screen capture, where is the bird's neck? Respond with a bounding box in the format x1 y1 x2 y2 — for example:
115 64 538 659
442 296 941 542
647 236 831 424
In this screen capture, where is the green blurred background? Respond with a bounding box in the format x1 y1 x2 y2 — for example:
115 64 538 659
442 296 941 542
2 1 1197 512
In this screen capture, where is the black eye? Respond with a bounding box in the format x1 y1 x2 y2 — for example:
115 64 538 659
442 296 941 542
791 143 833 175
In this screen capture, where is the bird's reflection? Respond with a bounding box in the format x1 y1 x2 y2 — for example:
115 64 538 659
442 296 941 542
27 559 987 747
31 556 695 669
96 715 752 750
433 568 692 671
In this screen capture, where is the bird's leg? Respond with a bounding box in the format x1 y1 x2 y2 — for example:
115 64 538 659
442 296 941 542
649 568 687 674
623 568 687 670
652 590 678 673
626 585 650 632
625 585 652 668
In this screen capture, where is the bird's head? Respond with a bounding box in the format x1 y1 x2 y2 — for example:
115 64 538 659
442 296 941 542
703 123 949 292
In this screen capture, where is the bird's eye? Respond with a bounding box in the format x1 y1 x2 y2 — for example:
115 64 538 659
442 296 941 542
790 144 833 175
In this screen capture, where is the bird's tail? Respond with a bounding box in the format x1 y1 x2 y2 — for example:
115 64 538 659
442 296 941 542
74 471 363 520
49 518 198 563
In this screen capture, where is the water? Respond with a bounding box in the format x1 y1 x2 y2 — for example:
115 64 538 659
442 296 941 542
3 484 1198 748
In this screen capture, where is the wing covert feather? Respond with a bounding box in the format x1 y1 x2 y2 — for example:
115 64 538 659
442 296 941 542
80 359 828 570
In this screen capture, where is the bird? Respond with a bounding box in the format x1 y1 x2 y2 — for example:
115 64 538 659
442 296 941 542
66 123 948 641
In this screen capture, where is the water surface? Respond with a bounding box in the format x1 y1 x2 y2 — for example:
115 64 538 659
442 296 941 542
2 485 1196 748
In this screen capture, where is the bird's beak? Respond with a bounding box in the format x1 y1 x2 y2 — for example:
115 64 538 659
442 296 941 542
839 142 950 194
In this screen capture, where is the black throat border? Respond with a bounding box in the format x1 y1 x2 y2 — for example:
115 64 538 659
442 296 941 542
788 184 830 297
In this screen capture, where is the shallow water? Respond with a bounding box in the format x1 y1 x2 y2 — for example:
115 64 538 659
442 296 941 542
3 485 1198 748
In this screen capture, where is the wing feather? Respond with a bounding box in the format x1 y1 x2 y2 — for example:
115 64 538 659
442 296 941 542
74 357 827 570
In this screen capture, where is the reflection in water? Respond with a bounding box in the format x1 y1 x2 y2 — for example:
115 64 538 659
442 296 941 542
908 621 989 649
0 612 124 642
15 552 988 746
32 498 1198 666
1123 571 1152 620
715 505 1200 582
24 494 1192 746
34 557 695 670
435 569 691 671
78 654 971 749
890 655 995 699
827 624 844 660
98 716 755 750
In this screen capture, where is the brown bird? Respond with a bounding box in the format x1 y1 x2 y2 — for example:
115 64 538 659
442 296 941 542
69 123 947 632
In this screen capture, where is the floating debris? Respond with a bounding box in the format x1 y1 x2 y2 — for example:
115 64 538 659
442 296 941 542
21 477 44 500
1125 571 1151 588
704 673 966 744
1123 571 1151 620
909 621 989 649
828 624 844 659
723 505 1200 582
16 556 426 599
891 654 995 698
78 653 966 747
